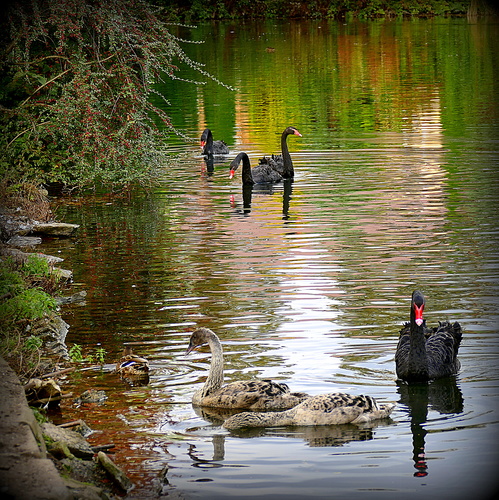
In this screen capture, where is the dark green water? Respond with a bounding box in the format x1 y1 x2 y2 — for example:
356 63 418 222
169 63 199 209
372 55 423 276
43 18 498 499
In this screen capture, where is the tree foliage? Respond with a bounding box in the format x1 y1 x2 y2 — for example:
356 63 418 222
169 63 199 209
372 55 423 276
0 0 217 189
156 0 472 21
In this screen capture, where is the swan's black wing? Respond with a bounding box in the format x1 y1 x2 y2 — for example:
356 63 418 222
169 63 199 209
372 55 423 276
212 140 229 155
259 154 284 175
426 321 462 378
251 163 283 184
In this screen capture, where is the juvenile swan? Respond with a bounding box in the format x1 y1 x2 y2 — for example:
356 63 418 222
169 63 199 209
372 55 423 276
223 393 395 429
395 290 462 382
185 328 309 410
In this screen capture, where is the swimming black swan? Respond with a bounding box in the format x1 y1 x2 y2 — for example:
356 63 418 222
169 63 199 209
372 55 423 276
229 152 283 185
223 393 395 429
200 128 229 156
259 126 302 178
185 328 309 410
395 291 462 382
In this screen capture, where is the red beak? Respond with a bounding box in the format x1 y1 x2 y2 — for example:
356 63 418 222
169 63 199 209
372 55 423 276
229 169 235 179
414 302 424 326
200 141 206 148
294 130 302 137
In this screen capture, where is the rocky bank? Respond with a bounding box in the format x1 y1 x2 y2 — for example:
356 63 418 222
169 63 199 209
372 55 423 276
0 203 133 499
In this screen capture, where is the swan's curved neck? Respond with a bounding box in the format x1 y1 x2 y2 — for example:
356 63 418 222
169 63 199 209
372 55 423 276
281 131 294 178
203 131 213 156
240 154 254 185
200 333 224 397
408 311 429 379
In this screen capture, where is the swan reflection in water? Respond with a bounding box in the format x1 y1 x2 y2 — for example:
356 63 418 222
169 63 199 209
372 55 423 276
231 178 294 218
201 150 227 177
203 156 214 175
397 377 464 477
189 403 394 455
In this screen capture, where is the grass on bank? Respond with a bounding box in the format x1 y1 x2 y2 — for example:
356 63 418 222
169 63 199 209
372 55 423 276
0 251 67 379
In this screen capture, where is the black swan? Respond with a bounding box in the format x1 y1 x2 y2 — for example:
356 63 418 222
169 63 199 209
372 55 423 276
223 393 395 429
229 152 283 185
185 328 309 410
259 126 302 178
200 128 229 156
395 291 462 382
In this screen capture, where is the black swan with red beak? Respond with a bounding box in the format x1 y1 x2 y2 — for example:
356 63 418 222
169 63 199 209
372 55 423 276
200 128 229 156
229 152 283 185
258 126 302 179
395 290 462 382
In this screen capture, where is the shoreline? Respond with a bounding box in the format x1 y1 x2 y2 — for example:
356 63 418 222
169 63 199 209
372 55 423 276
0 196 131 499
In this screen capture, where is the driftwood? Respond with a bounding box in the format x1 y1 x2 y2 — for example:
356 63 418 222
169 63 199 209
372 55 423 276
41 366 76 379
97 451 133 492
91 444 116 453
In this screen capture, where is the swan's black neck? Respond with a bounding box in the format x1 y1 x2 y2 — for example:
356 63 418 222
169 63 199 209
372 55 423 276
280 130 294 178
407 298 429 381
203 129 213 156
231 153 254 185
240 154 254 185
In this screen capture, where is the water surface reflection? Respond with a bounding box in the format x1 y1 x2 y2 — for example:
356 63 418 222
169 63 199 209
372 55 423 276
44 17 499 500
397 379 465 477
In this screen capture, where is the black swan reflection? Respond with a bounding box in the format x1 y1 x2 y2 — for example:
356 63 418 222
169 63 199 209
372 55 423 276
397 378 464 477
230 178 293 218
396 290 462 382
258 126 302 179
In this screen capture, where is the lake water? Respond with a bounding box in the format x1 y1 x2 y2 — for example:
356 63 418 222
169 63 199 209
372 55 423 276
43 18 498 499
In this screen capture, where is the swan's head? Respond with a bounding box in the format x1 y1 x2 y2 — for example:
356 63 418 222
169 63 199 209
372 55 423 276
285 126 302 137
200 129 211 149
185 327 217 355
411 290 425 326
229 152 249 179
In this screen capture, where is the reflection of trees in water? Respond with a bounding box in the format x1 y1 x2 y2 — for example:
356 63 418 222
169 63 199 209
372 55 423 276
397 378 464 477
